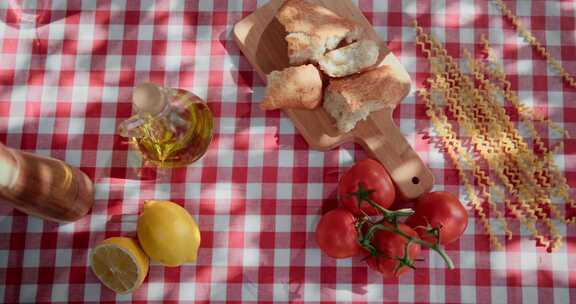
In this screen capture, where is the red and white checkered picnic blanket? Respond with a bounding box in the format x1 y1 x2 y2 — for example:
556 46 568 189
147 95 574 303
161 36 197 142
0 0 574 302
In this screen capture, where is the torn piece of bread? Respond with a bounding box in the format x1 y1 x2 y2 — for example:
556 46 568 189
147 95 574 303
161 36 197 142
323 66 410 132
284 33 324 66
277 0 363 64
260 64 323 110
319 40 380 77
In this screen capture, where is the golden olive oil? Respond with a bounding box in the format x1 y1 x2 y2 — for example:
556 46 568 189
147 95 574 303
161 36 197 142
119 88 213 168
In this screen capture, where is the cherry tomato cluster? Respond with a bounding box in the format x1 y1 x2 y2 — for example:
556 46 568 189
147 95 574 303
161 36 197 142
315 159 468 278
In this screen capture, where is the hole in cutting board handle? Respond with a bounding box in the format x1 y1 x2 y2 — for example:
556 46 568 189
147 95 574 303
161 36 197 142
411 177 420 185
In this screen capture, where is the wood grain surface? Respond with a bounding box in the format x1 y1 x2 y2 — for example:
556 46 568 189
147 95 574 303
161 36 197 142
233 0 434 199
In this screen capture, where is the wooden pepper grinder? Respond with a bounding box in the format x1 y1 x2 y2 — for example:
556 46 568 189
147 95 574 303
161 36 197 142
0 142 94 222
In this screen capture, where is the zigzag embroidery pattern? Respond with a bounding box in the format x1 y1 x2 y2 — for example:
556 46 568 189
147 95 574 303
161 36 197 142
414 21 572 251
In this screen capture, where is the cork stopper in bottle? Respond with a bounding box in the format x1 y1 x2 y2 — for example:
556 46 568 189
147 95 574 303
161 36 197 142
132 83 167 116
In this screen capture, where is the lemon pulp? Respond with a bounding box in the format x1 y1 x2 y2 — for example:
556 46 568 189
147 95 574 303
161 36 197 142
90 237 149 294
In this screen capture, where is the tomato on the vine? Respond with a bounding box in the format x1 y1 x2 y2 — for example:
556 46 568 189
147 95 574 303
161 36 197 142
315 208 361 258
405 191 468 245
338 159 395 216
364 223 421 278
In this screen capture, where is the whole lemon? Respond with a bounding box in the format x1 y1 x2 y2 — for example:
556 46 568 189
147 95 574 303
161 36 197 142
137 200 201 267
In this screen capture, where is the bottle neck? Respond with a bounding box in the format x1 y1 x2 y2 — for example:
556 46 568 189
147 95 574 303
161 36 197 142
139 99 171 119
117 99 173 139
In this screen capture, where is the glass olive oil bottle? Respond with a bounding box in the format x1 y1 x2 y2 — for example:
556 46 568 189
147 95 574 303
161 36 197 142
118 83 213 168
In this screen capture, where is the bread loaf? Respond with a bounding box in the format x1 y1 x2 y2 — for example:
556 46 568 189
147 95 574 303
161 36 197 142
323 66 410 132
319 40 379 77
277 0 363 64
260 64 323 110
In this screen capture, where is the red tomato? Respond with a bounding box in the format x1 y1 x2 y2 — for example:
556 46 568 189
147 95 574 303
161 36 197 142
315 208 361 258
338 159 395 216
365 223 421 278
405 191 468 245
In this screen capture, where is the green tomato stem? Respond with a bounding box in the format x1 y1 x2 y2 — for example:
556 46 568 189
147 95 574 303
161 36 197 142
370 223 455 269
350 183 455 270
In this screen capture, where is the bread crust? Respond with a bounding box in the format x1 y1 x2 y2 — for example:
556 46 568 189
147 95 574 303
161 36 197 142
318 40 380 77
285 33 323 64
277 0 357 39
326 65 410 112
261 64 323 110
277 0 362 63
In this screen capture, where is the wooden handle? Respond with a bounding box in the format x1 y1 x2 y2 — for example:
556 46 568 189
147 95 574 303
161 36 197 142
285 109 354 151
355 109 434 200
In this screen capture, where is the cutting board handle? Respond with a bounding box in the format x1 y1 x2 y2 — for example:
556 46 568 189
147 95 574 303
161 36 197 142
356 109 434 200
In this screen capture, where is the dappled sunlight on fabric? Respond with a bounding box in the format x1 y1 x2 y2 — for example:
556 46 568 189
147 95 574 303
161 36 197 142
0 0 573 301
199 182 245 213
559 1 576 10
76 26 109 53
401 1 419 17
504 58 534 75
444 2 479 27
237 127 279 150
491 238 575 287
236 247 260 267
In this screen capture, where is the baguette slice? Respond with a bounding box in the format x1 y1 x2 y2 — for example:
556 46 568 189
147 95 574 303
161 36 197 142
323 66 410 132
260 64 323 110
277 0 363 65
319 40 380 77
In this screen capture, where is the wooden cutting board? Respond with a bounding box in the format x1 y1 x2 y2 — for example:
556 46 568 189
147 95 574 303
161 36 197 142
233 0 434 199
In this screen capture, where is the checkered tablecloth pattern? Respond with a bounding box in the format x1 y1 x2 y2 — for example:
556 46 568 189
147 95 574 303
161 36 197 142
0 0 574 302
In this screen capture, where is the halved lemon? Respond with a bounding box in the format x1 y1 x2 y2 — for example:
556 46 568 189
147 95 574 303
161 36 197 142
90 237 149 294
